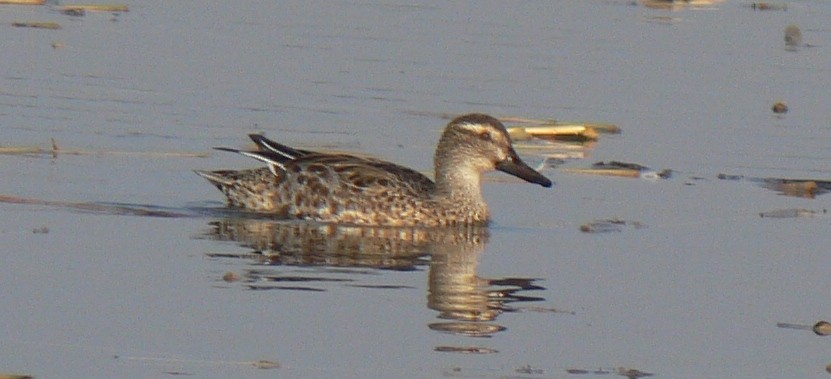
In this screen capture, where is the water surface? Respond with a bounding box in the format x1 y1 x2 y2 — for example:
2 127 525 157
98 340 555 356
2 1 831 378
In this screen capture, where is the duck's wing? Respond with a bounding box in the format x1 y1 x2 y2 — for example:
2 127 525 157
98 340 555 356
361 159 436 194
247 134 435 194
211 134 436 196
211 134 316 176
290 154 436 197
248 134 315 159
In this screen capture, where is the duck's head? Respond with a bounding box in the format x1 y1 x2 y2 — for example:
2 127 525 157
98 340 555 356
435 113 553 189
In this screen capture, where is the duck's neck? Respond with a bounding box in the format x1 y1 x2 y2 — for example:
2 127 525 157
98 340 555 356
433 158 487 211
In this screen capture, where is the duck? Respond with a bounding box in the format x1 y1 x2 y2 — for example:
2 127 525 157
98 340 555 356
195 113 552 227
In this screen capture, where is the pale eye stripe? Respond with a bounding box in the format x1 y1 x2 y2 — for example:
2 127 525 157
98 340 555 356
457 122 488 134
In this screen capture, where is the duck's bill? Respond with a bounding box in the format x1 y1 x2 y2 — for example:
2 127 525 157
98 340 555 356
496 157 553 188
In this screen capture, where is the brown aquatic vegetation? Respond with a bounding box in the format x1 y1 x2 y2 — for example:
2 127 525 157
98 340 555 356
640 0 725 10
0 0 43 4
785 25 802 48
12 21 61 29
777 320 831 336
0 138 208 158
54 4 129 12
718 174 831 198
748 2 787 11
580 219 646 233
772 101 788 114
564 161 671 180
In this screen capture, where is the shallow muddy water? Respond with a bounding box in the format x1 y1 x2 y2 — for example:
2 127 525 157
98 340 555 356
2 1 831 378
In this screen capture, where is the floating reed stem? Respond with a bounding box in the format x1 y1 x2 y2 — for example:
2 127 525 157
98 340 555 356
54 4 128 12
561 168 642 178
0 139 209 158
0 0 43 4
12 21 61 29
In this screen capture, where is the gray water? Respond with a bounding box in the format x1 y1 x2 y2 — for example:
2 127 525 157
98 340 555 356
2 1 831 378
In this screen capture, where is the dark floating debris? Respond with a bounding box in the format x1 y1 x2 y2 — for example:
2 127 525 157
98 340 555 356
718 174 831 198
252 360 280 369
566 368 590 374
785 24 802 49
60 7 86 16
434 345 498 354
222 271 241 282
772 101 788 114
759 180 818 198
716 173 740 181
759 208 823 219
516 365 544 374
816 321 831 336
12 21 61 29
616 368 655 378
748 2 787 10
580 219 646 233
54 4 129 12
565 367 654 378
565 161 671 180
162 371 192 376
776 320 831 336
774 181 819 197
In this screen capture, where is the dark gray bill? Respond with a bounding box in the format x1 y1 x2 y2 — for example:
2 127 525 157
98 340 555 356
495 155 553 188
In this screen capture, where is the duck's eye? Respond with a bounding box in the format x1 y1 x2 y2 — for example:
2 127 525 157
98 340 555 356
477 131 492 142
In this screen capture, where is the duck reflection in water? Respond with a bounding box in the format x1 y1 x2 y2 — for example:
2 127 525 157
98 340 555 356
203 217 547 340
